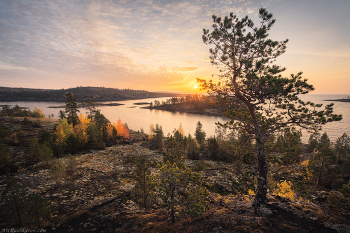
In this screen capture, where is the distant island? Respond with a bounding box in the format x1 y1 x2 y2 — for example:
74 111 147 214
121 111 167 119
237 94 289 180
133 102 151 105
324 97 350 102
144 95 244 117
0 86 182 102
47 102 125 108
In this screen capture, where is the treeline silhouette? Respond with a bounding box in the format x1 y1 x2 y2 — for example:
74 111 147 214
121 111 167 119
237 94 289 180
149 95 243 115
0 86 181 101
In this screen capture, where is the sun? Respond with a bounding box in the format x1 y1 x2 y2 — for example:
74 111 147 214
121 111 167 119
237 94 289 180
194 85 198 89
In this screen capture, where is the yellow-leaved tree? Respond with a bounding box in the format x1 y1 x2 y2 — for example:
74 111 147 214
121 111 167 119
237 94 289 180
74 114 91 149
54 118 74 155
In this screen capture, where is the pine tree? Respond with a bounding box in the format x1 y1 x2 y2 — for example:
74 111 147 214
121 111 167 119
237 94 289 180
38 143 54 166
307 129 320 153
200 8 342 209
275 127 302 164
134 155 153 209
28 193 51 228
308 133 337 187
158 161 207 223
1 176 28 227
26 137 41 163
335 133 350 162
164 135 184 164
65 92 80 127
0 143 13 175
83 98 97 120
150 124 164 150
50 160 65 186
66 133 79 154
59 110 66 119
208 136 219 159
157 138 208 222
87 122 105 150
195 121 206 145
187 134 198 160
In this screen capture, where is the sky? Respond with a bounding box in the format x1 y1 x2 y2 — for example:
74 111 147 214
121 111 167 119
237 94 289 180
0 0 349 94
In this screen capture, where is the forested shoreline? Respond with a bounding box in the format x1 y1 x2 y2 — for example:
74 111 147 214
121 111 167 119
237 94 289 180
0 86 181 102
146 95 244 117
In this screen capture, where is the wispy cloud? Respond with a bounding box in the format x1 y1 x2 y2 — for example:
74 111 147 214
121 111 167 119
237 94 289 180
327 44 350 59
0 0 349 94
0 62 28 71
173 66 199 72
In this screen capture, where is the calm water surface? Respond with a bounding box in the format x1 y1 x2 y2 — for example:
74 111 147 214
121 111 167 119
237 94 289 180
1 94 349 142
0 97 226 139
298 94 350 142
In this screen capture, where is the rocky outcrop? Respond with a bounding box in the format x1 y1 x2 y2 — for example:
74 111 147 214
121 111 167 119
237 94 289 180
1 142 349 232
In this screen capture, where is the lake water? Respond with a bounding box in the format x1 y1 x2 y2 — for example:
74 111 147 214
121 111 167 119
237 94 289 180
1 94 349 143
297 94 350 142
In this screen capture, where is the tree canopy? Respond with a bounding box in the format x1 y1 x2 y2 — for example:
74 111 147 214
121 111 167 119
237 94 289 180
199 8 342 210
65 93 80 127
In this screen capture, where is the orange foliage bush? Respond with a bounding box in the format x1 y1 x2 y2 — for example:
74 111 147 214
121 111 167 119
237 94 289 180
113 118 129 139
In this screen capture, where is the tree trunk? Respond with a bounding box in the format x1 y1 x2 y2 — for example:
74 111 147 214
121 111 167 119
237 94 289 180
316 159 324 187
35 208 40 228
143 170 146 208
170 186 175 223
338 147 342 163
253 138 268 210
232 74 268 210
13 193 22 228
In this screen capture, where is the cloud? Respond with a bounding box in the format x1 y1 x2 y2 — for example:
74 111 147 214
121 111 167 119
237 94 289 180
3 0 335 92
327 44 350 58
0 62 28 71
179 61 196 64
290 44 350 59
173 66 199 72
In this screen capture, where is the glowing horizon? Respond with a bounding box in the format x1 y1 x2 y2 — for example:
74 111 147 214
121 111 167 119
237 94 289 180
0 0 349 94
